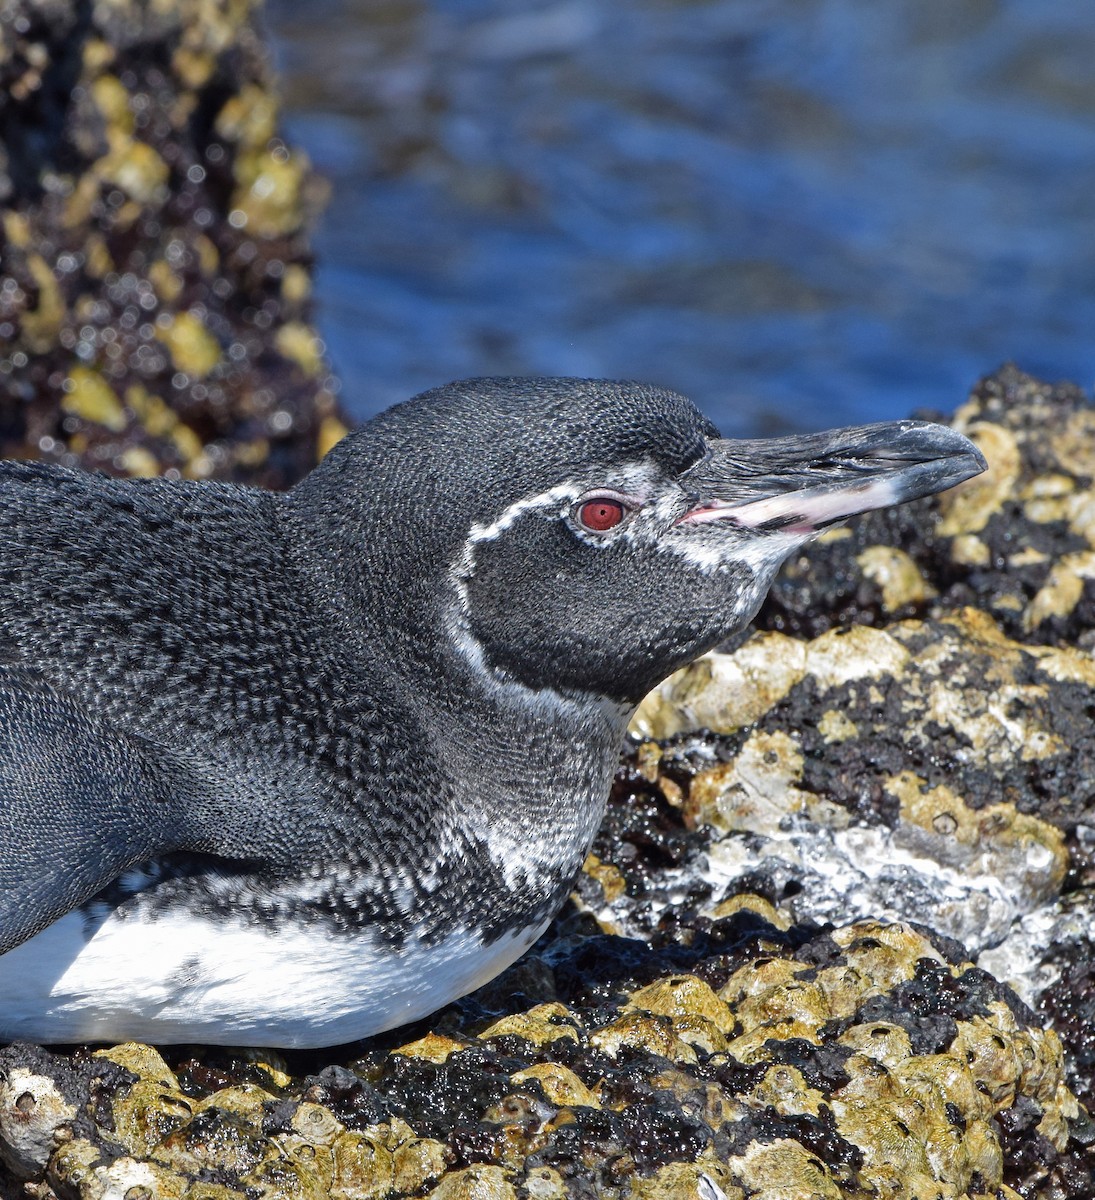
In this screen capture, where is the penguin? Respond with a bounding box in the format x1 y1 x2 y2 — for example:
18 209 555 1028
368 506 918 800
0 377 984 1047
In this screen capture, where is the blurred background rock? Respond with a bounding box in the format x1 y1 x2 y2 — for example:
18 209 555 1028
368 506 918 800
0 0 344 488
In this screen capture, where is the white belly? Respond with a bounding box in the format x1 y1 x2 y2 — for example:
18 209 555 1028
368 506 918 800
0 905 545 1048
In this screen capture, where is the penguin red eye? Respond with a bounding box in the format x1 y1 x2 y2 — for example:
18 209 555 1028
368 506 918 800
578 498 626 532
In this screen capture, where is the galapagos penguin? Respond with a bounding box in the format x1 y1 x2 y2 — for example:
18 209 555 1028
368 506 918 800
0 377 984 1047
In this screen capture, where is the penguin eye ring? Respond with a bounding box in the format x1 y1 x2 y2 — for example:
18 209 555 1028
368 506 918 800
574 491 634 533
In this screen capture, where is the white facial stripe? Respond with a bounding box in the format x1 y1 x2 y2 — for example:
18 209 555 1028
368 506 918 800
466 482 583 547
683 476 899 533
454 459 668 593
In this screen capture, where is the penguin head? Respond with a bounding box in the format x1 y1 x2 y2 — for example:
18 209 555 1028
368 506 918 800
293 378 985 706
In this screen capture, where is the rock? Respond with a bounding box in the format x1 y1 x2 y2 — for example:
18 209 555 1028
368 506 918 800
4 915 1090 1199
632 609 1078 953
0 0 346 488
0 1066 75 1179
981 887 1095 1108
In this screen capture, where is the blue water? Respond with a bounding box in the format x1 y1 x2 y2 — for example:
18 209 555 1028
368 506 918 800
267 0 1095 436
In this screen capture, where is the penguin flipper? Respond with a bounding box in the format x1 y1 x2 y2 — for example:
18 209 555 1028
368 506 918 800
0 667 180 954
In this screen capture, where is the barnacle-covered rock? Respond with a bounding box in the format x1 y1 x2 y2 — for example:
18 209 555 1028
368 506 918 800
0 1063 75 1179
632 608 1081 956
0 0 347 487
9 918 1090 1199
981 888 1095 1108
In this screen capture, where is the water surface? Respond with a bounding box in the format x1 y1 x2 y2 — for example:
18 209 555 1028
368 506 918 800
267 0 1095 435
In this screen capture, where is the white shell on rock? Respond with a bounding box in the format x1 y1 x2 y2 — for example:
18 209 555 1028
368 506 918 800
0 1067 76 1179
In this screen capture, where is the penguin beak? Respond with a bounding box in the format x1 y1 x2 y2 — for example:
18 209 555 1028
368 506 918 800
678 420 987 534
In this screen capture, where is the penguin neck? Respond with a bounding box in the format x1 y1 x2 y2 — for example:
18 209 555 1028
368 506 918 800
279 490 631 872
420 636 631 909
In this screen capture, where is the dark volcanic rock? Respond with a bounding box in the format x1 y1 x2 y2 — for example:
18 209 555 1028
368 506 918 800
3 913 1084 1199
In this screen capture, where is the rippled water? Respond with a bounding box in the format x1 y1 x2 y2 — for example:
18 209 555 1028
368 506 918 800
266 0 1095 435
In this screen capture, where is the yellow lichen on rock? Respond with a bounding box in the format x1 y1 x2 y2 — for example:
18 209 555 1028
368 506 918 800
706 922 1076 1200
950 531 991 566
21 254 65 352
590 1011 699 1065
511 1063 600 1109
1028 641 1095 687
317 413 351 461
125 384 198 455
629 975 733 1032
425 1164 517 1200
1023 550 1095 631
96 1055 193 1158
582 852 627 902
117 446 162 477
1050 408 1095 478
48 1140 194 1200
155 310 222 378
478 1003 580 1046
393 1133 448 1194
832 920 949 992
392 1032 467 1064
886 771 1068 902
726 1137 844 1200
62 366 127 431
276 321 326 376
837 1021 914 1069
745 1064 826 1118
1062 487 1095 547
720 955 810 1009
96 129 171 205
216 80 279 147
148 258 185 303
687 729 807 834
806 624 910 690
924 669 1060 766
276 1110 396 1200
817 708 858 743
937 419 1021 536
521 1164 570 1199
90 73 133 130
831 1062 964 1198
856 545 937 612
630 1161 743 1200
709 891 791 930
631 631 807 738
231 147 309 238
626 975 733 1054
282 262 313 304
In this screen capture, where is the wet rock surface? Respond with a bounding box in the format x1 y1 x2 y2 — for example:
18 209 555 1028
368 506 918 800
0 0 346 488
1 909 1090 1200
